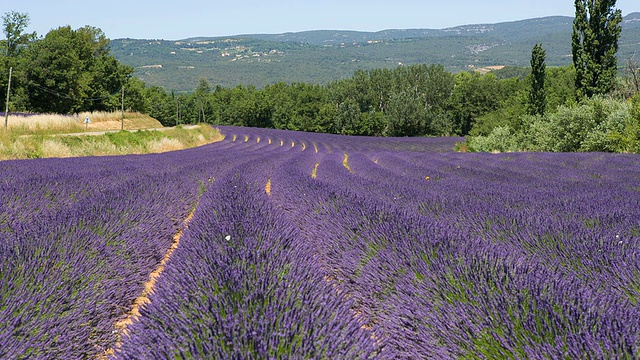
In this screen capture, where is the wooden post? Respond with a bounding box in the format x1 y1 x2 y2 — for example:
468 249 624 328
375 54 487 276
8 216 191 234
4 67 12 129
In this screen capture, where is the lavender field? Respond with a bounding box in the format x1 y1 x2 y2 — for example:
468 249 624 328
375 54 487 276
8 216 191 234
1 126 640 359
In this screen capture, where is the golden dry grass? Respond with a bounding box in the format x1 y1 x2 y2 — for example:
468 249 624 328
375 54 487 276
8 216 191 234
40 140 74 158
4 111 162 133
146 138 185 153
0 117 224 160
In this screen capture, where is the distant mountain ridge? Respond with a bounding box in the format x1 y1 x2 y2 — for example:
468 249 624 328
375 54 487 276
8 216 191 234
231 16 575 45
111 13 640 92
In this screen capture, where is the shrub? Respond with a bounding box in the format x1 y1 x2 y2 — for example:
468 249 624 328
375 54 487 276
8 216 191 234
467 96 638 153
467 126 520 153
605 94 640 153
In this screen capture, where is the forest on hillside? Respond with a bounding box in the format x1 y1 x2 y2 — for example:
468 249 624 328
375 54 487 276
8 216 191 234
1 5 640 152
109 13 640 91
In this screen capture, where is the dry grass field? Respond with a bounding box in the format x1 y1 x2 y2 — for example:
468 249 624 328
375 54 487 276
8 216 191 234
3 111 161 133
0 112 223 160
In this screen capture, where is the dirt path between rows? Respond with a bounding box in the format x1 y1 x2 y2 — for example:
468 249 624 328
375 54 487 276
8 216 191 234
100 210 195 358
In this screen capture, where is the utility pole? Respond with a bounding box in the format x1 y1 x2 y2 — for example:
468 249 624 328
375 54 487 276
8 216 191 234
4 67 12 129
121 86 125 130
176 99 180 127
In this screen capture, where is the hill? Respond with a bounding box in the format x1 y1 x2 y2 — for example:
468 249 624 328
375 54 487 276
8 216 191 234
110 13 640 92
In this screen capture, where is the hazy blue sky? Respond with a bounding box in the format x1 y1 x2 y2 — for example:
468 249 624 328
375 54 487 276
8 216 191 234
3 0 639 40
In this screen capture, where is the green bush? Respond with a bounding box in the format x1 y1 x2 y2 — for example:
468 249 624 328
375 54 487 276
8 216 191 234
467 126 520 153
519 114 557 151
605 94 640 153
544 96 632 152
106 130 165 149
467 96 639 153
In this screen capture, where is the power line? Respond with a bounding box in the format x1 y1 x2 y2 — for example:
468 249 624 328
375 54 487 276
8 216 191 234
30 82 122 102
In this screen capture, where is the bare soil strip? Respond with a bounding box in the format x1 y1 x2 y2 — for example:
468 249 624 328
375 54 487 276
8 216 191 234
101 210 195 358
265 178 272 196
343 152 352 173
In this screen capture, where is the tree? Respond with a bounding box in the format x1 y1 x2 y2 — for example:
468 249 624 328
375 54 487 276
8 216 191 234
2 11 37 57
545 66 577 110
572 0 622 98
385 88 428 136
1 11 37 112
528 44 547 115
367 68 393 113
194 78 212 122
22 26 131 113
448 71 501 135
143 85 175 126
625 58 640 96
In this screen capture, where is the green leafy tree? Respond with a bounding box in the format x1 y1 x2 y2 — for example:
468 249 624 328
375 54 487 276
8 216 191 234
143 85 176 126
2 11 37 57
367 68 393 113
22 26 83 112
120 76 146 113
325 78 360 134
262 82 293 130
214 85 268 128
283 83 327 132
22 26 131 113
545 66 576 110
385 88 428 136
572 0 622 98
468 76 528 136
448 71 501 135
1 11 37 111
334 98 362 135
528 44 547 116
194 78 212 122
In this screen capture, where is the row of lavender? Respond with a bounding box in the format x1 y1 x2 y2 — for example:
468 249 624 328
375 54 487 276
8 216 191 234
2 125 639 358
0 152 216 358
200 126 639 358
107 133 381 358
288 152 640 357
0 112 37 118
115 165 378 358
1 131 383 358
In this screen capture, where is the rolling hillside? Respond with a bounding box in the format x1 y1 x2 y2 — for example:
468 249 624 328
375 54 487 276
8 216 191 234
110 13 640 92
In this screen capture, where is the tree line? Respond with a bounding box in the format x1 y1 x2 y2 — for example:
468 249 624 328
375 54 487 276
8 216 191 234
139 64 579 138
2 0 640 151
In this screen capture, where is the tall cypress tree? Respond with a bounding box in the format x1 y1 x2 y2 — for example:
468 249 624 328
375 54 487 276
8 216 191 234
572 0 622 98
528 44 547 115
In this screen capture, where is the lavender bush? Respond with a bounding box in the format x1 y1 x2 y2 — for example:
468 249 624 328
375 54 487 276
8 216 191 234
0 155 209 358
1 125 639 358
116 171 378 358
